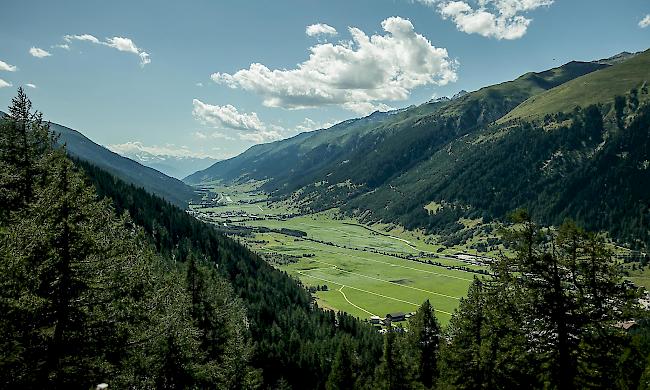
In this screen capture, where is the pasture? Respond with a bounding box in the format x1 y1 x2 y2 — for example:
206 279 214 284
194 182 491 324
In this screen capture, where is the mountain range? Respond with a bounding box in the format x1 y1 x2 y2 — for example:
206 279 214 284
185 50 650 247
107 146 218 180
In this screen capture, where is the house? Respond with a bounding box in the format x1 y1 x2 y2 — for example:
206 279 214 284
615 320 637 331
369 315 381 325
385 312 405 322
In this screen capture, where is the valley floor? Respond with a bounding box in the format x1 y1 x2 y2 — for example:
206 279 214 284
189 181 497 325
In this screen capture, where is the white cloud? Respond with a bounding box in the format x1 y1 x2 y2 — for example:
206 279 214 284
640 14 650 28
306 23 338 37
295 118 326 132
29 47 51 58
420 0 553 40
196 82 204 87
0 78 12 88
108 141 213 159
211 17 457 113
343 101 394 115
25 83 36 89
64 34 101 44
61 34 151 66
208 131 237 141
0 60 18 72
193 99 265 132
193 131 208 139
52 43 70 50
192 99 283 143
105 36 139 53
238 128 284 143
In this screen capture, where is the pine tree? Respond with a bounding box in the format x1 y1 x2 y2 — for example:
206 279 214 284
0 87 53 216
327 337 356 390
406 300 441 388
498 211 636 388
185 250 254 389
377 328 412 390
438 279 487 389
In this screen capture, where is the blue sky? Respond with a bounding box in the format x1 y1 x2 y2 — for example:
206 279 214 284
1 0 649 160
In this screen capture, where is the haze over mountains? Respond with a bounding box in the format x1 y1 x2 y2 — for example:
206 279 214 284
185 50 650 246
0 113 199 208
107 144 218 180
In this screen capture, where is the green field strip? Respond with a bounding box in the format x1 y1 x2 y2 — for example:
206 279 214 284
300 258 461 301
299 242 473 281
297 269 453 316
338 286 376 316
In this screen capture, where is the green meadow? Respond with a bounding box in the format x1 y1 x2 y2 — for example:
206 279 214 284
192 182 490 324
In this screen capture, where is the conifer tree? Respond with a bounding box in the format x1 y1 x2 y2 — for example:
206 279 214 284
406 300 441 388
326 337 356 390
377 328 411 390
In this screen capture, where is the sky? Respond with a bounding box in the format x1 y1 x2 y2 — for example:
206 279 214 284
1 0 649 160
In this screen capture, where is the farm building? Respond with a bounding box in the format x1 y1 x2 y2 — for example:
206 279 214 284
385 312 405 322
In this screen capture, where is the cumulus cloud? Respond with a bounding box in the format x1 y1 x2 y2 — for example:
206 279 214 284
0 60 18 72
62 34 151 66
29 47 51 58
193 99 265 132
420 0 553 40
640 14 650 28
306 23 338 37
64 34 101 44
294 117 335 133
211 17 456 114
25 83 36 89
192 99 337 143
108 141 213 159
0 78 12 88
52 43 70 50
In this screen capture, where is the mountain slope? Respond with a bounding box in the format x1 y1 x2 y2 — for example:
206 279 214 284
50 121 198 207
187 60 607 196
346 50 650 246
501 50 650 123
185 50 650 247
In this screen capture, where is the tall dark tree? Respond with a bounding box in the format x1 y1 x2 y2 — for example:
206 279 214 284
406 300 441 388
0 87 53 215
377 328 412 390
504 211 635 388
0 90 256 389
326 337 356 390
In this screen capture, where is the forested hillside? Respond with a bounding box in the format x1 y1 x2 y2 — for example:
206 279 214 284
345 51 650 248
0 89 255 388
1 89 384 389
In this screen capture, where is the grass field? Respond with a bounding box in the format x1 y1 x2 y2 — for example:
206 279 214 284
192 182 490 324
247 233 474 323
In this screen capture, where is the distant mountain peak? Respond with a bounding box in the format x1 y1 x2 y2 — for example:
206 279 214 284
594 51 640 65
426 90 468 105
452 90 469 99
